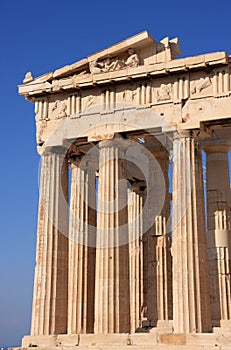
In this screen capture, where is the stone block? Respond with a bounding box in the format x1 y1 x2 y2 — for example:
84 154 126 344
56 334 79 346
130 332 157 345
156 319 174 330
205 51 228 65
9 342 231 350
186 333 217 345
220 320 231 329
185 55 205 67
218 333 231 346
79 333 129 346
158 333 186 345
22 335 57 347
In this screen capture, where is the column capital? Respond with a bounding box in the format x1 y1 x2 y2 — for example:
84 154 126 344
98 137 131 150
173 129 204 141
202 138 231 153
41 145 67 156
69 153 98 172
174 129 193 139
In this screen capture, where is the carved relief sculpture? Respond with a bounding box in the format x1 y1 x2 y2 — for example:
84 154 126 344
89 48 140 74
52 100 67 119
156 83 172 101
191 77 212 94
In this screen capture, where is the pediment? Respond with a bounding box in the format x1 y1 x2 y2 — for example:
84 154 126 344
22 31 181 85
19 31 229 101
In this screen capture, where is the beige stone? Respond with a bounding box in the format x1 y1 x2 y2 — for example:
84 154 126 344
17 31 231 350
68 159 96 334
203 140 231 325
79 333 129 345
172 133 211 334
159 333 186 345
30 149 68 336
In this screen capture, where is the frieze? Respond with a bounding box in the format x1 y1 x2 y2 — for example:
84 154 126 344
32 62 231 149
34 70 231 126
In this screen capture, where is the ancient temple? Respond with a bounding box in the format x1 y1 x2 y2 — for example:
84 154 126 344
17 31 231 349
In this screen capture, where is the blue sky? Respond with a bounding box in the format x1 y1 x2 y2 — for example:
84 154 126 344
1 0 231 347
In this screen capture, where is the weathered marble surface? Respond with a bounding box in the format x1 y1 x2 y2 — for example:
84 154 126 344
17 31 231 350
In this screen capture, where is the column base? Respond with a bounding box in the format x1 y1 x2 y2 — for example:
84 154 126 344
11 331 231 349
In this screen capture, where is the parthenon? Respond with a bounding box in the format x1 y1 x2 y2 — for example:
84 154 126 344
17 31 231 349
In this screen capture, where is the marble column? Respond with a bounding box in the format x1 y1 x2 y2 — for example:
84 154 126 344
204 141 231 324
146 149 172 327
128 189 143 332
172 132 211 333
68 157 97 334
31 147 69 335
148 217 172 326
94 138 130 334
155 151 172 324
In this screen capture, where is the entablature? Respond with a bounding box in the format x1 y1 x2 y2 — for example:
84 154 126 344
18 31 231 152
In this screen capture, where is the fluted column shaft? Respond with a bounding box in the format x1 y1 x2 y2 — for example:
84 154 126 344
148 217 172 325
172 133 211 333
157 151 171 221
155 152 172 323
68 159 96 334
31 148 68 335
145 150 172 326
128 189 143 332
204 142 231 323
94 139 130 333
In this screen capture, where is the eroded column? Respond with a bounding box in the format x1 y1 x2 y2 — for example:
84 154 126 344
68 157 96 334
156 151 172 325
172 132 211 333
128 188 143 332
204 141 231 324
146 149 172 327
94 138 130 333
31 147 68 335
148 217 172 327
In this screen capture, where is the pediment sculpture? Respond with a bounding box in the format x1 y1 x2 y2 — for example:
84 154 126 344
20 31 183 92
89 48 140 74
